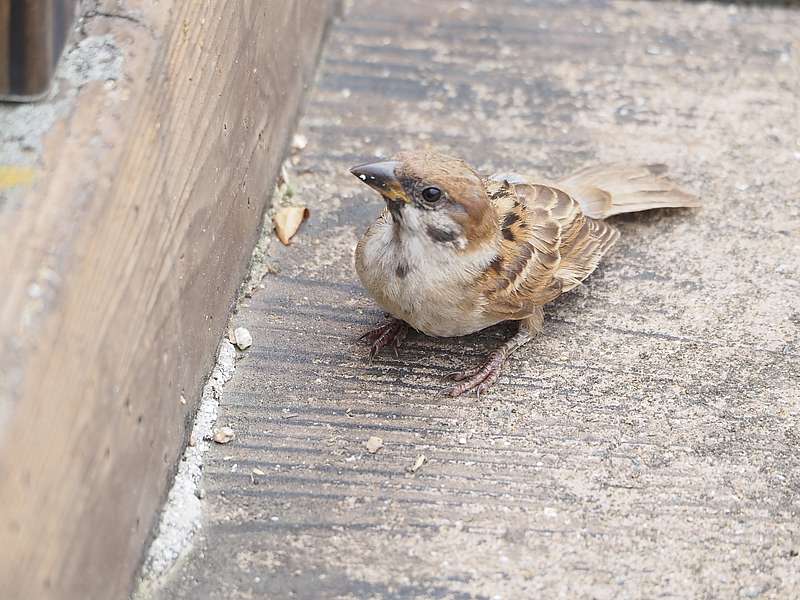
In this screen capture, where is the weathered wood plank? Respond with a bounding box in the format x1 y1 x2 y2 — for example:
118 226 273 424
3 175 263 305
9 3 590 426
0 1 335 598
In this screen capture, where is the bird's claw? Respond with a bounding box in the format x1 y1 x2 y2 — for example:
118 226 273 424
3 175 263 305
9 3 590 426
443 366 480 382
360 318 408 360
445 350 506 397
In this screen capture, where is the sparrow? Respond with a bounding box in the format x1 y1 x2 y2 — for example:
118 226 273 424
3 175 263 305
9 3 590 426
350 151 698 397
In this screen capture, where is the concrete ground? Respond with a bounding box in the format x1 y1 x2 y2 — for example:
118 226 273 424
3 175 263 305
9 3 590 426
147 1 800 598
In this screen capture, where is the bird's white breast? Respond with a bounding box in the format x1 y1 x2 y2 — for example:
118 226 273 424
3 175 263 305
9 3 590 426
355 217 502 337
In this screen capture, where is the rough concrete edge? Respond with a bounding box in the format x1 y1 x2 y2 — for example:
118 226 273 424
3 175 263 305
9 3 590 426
130 159 293 598
131 338 236 598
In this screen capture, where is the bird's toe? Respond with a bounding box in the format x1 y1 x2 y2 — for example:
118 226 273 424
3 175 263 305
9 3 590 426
445 350 506 397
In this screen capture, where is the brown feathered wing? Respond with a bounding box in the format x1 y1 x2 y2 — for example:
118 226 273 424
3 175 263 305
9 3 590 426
480 181 619 321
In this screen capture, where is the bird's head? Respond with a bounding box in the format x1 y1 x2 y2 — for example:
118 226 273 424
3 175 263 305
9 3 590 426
350 151 495 251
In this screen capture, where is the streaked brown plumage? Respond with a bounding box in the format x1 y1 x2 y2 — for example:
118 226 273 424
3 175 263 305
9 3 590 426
351 151 699 397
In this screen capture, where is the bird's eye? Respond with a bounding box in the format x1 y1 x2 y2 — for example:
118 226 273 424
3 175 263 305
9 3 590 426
421 186 442 203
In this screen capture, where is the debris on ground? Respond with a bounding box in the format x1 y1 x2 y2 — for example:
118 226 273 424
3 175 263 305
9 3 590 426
407 455 426 474
274 206 309 245
232 327 252 350
291 133 308 153
365 436 383 454
271 161 310 245
212 427 235 445
275 164 294 200
250 467 266 485
290 134 308 165
240 161 301 300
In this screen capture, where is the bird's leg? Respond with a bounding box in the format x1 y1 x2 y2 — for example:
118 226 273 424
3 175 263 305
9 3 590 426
359 316 409 360
446 309 543 398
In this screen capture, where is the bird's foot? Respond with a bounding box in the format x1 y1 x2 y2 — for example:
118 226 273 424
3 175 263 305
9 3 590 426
445 350 507 398
359 317 408 360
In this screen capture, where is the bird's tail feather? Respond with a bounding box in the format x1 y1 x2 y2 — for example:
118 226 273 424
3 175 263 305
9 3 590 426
557 163 699 220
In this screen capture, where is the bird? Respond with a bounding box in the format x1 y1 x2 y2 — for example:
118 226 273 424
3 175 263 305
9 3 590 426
350 151 699 397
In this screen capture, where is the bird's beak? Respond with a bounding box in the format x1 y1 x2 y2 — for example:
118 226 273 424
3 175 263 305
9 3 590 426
350 160 409 203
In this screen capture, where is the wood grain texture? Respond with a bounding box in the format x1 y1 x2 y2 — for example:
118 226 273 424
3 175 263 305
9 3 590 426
0 1 334 599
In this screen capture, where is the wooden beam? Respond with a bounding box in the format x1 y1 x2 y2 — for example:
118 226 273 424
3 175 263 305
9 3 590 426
0 1 335 598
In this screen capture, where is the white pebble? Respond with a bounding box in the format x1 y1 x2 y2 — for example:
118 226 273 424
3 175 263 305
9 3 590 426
234 327 252 350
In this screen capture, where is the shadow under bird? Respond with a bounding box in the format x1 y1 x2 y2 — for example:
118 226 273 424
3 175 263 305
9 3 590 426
351 151 699 397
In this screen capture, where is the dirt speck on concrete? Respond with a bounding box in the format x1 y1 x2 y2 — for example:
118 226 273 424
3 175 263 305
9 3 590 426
365 436 383 454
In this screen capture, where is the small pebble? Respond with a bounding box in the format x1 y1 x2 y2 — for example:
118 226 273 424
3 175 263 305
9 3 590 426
365 436 383 454
234 327 252 350
212 426 235 444
291 133 308 152
407 455 427 473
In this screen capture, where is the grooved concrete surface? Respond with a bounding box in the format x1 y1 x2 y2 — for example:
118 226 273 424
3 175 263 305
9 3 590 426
153 1 800 598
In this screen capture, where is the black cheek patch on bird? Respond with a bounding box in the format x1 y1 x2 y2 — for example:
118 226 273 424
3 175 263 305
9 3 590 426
426 225 458 243
386 199 404 221
395 262 410 279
